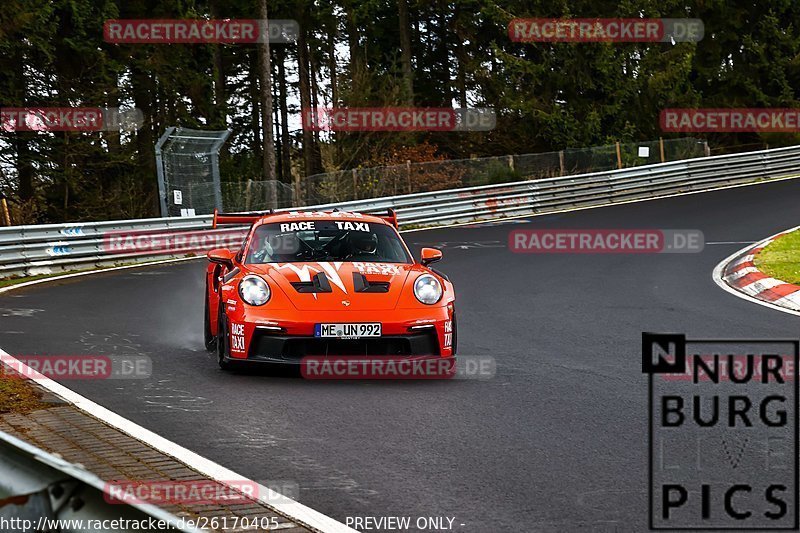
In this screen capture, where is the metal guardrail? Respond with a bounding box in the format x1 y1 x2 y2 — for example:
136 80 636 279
0 429 201 532
2 144 800 279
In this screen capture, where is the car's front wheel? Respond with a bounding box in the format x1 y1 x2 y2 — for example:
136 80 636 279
451 311 458 355
204 280 216 351
216 304 235 370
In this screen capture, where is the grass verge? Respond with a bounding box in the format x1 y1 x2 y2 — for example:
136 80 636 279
0 255 199 290
0 272 80 289
754 229 800 285
0 374 51 414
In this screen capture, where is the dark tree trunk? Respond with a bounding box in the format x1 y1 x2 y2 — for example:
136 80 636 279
309 44 323 171
272 47 283 182
397 0 414 105
210 0 226 127
298 21 317 177
276 46 291 186
10 48 34 202
258 0 277 189
454 4 467 107
345 1 363 100
435 8 451 106
328 31 338 107
249 49 262 161
130 63 157 211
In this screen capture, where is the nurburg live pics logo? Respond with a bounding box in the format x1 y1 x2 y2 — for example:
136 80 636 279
642 332 799 530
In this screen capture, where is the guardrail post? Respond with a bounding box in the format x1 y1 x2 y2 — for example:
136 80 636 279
704 141 710 157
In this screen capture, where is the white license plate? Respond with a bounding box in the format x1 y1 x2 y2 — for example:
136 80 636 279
314 323 381 338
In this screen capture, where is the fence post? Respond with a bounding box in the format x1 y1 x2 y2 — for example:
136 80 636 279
615 142 623 169
154 127 174 217
295 173 303 206
0 196 10 226
507 155 514 172
704 141 710 157
352 169 358 200
659 137 665 162
406 160 412 194
245 179 252 211
559 151 565 176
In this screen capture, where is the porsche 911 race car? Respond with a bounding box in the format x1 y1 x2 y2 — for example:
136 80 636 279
204 209 456 370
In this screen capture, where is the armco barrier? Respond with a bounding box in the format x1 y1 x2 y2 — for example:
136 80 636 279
2 144 800 279
0 429 201 532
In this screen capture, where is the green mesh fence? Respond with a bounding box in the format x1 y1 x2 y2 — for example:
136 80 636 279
298 138 708 205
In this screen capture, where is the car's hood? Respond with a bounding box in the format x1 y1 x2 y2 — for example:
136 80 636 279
249 261 413 310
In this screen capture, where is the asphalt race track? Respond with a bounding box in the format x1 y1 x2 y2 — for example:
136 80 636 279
2 179 799 532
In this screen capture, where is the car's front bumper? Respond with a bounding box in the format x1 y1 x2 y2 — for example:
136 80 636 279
224 306 455 362
247 329 440 363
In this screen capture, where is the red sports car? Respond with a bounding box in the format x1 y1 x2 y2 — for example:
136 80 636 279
204 209 456 371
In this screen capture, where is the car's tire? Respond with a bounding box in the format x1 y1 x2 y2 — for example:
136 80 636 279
451 311 458 355
204 280 216 351
216 304 235 370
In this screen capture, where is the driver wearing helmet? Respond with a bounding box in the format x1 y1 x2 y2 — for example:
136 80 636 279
252 233 301 262
346 231 379 260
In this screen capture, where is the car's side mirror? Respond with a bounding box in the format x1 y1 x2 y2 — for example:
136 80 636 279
208 248 235 268
420 247 443 266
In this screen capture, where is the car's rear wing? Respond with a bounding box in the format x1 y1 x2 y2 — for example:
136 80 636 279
212 208 398 228
374 208 399 228
212 209 272 229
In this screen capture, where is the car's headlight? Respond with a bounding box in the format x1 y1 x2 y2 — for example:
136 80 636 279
414 274 442 305
239 275 271 306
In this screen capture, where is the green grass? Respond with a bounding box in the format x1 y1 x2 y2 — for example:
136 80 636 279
0 272 78 289
754 229 800 284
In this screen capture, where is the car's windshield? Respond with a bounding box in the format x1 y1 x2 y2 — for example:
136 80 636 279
245 220 411 264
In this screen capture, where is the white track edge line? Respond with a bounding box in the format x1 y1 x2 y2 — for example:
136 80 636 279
711 225 800 318
0 256 200 295
0 348 357 533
